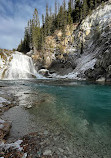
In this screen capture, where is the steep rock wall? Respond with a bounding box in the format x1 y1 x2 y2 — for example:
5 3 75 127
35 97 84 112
49 1 111 80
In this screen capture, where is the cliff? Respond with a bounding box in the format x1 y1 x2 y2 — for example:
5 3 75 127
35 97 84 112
31 1 111 81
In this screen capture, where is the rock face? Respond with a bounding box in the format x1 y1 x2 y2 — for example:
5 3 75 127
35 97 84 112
32 24 78 70
46 1 111 81
49 53 79 76
80 2 111 81
85 48 111 81
15 1 110 81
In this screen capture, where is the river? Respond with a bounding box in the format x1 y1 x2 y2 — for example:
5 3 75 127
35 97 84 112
0 79 111 157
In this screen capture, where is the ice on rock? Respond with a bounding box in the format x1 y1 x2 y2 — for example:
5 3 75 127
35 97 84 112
0 124 4 129
0 119 5 124
0 140 23 151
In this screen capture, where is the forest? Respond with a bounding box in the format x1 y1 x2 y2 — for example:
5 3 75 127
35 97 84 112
17 0 108 53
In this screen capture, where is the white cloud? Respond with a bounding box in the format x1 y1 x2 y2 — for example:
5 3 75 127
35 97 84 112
0 0 66 50
0 0 36 49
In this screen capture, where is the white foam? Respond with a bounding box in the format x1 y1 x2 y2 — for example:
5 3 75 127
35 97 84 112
0 51 42 80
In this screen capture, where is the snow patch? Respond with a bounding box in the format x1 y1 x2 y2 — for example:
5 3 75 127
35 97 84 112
52 54 97 80
0 119 5 124
0 124 4 129
80 58 96 71
22 153 27 158
0 140 23 151
0 97 10 107
0 97 8 103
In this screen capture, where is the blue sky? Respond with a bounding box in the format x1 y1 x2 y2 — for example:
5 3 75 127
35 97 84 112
0 0 67 50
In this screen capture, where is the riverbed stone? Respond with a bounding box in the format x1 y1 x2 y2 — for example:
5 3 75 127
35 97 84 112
44 130 49 135
43 149 52 156
58 148 64 153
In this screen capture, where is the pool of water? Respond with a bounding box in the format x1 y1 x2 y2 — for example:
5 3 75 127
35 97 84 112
0 79 111 157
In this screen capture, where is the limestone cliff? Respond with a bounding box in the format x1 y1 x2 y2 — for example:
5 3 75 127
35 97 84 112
31 24 78 69
31 1 111 81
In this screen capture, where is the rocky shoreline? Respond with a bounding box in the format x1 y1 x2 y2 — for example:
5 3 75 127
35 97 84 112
0 110 74 158
0 81 111 158
0 89 17 142
0 86 74 158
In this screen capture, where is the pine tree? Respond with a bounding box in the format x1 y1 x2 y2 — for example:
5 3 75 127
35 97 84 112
82 0 89 18
62 0 67 44
32 8 40 51
55 0 57 18
45 4 50 36
57 6 64 29
68 0 73 25
24 26 30 52
63 0 67 25
17 39 23 52
90 0 95 10
41 14 45 48
72 0 79 22
29 19 33 49
49 7 53 34
17 0 105 53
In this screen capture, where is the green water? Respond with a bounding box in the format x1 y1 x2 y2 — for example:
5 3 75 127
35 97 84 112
1 80 111 157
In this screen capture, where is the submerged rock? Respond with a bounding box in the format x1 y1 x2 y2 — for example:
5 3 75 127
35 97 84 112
43 149 52 156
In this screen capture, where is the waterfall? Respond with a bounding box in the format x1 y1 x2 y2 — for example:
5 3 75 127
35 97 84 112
0 51 41 80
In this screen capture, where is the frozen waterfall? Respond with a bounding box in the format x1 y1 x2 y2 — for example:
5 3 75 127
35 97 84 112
0 51 41 80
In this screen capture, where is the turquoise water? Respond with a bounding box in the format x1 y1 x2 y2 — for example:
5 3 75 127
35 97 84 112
1 80 111 157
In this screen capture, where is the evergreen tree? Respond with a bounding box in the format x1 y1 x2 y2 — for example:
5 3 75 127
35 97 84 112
17 27 30 53
82 0 89 18
68 0 73 25
41 14 45 48
49 7 53 34
58 6 64 29
45 4 50 36
74 0 81 22
55 0 57 18
24 26 30 52
62 0 67 44
29 19 33 49
17 0 106 52
17 39 23 52
63 0 67 26
90 0 95 10
32 8 40 51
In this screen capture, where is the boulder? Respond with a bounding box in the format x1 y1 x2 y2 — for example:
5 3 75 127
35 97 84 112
26 50 34 57
96 77 106 82
38 69 49 77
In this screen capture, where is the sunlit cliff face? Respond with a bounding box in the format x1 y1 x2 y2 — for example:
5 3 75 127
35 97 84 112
80 2 111 42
